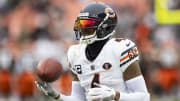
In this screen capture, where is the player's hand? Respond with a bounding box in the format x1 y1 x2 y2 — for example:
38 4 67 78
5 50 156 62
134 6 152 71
86 83 117 101
35 81 60 100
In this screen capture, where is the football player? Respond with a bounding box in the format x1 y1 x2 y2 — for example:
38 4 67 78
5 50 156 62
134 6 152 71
35 2 150 101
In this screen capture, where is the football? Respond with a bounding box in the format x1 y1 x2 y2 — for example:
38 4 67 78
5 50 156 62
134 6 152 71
36 58 63 83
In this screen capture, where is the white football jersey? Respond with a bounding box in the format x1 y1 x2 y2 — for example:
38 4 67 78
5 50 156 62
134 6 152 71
67 38 139 93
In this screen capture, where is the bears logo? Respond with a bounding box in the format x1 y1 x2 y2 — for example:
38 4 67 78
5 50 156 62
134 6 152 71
103 63 112 70
105 8 116 18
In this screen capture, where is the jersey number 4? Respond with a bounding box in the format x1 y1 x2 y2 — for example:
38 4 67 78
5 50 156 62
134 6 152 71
91 73 100 88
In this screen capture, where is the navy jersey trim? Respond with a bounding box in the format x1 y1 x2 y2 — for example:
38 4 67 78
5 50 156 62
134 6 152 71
121 45 136 56
120 54 139 67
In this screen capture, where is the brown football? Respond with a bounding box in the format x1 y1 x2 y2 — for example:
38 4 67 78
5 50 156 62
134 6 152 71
36 58 63 82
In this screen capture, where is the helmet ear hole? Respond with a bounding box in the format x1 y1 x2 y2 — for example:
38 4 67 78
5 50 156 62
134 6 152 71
102 24 108 28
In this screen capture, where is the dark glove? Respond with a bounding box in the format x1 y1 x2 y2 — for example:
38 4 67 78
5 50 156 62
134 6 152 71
35 81 60 100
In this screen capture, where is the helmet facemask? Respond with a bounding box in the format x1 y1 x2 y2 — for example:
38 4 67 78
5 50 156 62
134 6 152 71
74 14 115 44
74 17 99 44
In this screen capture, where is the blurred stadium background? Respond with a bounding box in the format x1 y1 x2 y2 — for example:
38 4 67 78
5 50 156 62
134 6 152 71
0 0 180 101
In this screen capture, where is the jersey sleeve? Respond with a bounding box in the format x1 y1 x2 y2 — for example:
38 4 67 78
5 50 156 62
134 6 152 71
67 46 72 68
67 46 78 74
119 39 139 72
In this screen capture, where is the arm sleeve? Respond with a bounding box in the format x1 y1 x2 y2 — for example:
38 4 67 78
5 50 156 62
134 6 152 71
119 75 150 101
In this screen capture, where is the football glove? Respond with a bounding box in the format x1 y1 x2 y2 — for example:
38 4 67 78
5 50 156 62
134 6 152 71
86 83 116 101
35 81 60 100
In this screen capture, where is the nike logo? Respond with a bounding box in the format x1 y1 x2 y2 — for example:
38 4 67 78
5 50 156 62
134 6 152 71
126 42 130 47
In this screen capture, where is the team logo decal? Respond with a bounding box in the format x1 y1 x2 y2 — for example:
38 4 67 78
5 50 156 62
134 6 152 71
102 62 112 70
105 8 115 18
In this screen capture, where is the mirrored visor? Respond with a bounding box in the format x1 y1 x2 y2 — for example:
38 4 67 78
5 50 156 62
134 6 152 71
74 18 99 30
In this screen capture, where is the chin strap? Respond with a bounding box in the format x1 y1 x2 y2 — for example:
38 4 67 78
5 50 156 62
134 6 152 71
80 30 115 44
80 31 97 44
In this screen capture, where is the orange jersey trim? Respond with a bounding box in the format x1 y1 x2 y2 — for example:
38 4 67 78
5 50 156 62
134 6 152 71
120 48 138 62
120 55 129 62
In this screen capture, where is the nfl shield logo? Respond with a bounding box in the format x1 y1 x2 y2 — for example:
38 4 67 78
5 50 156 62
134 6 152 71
91 65 95 70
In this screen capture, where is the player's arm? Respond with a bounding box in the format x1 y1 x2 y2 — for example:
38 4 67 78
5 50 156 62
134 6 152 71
35 71 73 100
35 70 79 100
123 61 141 80
35 80 61 101
71 71 80 81
114 40 150 101
35 46 80 100
113 61 150 101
